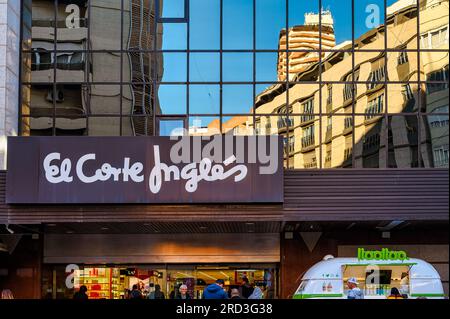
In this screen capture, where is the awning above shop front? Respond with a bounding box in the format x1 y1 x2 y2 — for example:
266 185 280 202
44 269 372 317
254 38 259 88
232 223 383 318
43 233 281 264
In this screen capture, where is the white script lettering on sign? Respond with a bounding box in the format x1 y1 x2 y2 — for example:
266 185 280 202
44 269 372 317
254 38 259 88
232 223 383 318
42 146 248 194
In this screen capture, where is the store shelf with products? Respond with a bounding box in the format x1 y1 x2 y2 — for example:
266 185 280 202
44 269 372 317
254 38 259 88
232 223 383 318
111 269 127 299
77 267 112 299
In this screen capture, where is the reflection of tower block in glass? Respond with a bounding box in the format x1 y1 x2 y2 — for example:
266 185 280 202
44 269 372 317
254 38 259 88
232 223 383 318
304 10 335 29
277 10 336 81
127 0 164 136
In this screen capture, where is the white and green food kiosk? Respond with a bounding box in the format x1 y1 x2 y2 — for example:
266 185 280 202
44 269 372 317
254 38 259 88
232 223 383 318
293 248 445 299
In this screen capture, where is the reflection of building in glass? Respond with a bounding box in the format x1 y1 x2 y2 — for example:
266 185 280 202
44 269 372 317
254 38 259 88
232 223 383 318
277 11 336 81
189 116 252 136
128 0 163 136
419 0 449 168
254 0 449 169
422 64 449 167
21 0 163 136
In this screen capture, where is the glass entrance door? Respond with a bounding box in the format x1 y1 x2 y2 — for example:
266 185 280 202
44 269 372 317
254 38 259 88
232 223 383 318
166 264 278 299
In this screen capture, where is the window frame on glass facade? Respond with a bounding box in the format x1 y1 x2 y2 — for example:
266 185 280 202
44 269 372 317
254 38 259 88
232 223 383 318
156 0 189 23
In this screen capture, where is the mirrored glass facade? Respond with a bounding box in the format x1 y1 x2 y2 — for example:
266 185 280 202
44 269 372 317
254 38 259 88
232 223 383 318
20 0 449 168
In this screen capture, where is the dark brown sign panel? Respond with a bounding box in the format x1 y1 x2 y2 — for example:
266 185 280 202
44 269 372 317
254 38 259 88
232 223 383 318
6 136 283 204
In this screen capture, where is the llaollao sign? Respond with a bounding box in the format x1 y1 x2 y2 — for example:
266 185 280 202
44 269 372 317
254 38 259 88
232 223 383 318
357 248 409 261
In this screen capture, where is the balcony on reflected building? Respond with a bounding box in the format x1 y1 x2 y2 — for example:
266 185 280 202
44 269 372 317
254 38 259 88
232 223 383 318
343 147 353 168
366 65 387 92
325 123 332 143
301 134 315 153
304 158 318 169
277 117 294 132
324 150 332 169
343 116 353 136
362 134 381 157
299 98 315 127
365 94 385 124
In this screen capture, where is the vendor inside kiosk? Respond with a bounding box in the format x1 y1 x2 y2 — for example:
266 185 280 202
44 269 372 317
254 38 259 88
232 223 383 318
343 264 410 298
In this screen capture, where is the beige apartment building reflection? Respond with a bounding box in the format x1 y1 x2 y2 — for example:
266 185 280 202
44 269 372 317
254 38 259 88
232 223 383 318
277 10 336 81
21 0 163 136
249 0 449 169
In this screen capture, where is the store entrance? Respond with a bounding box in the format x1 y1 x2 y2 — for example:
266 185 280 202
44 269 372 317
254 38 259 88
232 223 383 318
165 265 277 299
42 264 279 299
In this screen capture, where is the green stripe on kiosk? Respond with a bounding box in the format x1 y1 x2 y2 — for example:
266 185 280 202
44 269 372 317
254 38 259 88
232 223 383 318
293 294 344 299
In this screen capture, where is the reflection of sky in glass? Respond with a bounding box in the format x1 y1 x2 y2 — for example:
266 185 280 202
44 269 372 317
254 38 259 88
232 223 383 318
223 53 253 82
161 0 185 18
256 0 286 50
158 85 186 114
162 53 187 82
223 85 253 114
190 0 220 49
223 0 254 50
160 23 187 50
159 0 397 118
159 120 185 136
257 52 279 82
189 85 220 114
190 53 220 82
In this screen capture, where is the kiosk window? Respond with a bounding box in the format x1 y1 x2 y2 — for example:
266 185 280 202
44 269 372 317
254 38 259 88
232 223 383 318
365 269 392 285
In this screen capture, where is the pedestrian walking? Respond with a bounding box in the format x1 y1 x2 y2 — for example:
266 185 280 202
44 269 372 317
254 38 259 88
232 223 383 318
203 279 228 299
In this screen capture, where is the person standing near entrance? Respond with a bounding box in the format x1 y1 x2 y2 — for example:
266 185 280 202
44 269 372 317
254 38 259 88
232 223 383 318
73 285 88 300
203 279 228 299
240 276 254 299
176 285 191 300
130 284 143 299
230 289 241 299
169 284 181 299
148 284 165 299
346 277 364 299
248 285 264 299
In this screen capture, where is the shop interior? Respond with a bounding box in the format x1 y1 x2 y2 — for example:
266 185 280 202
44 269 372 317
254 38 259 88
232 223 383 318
343 265 410 298
42 264 278 299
